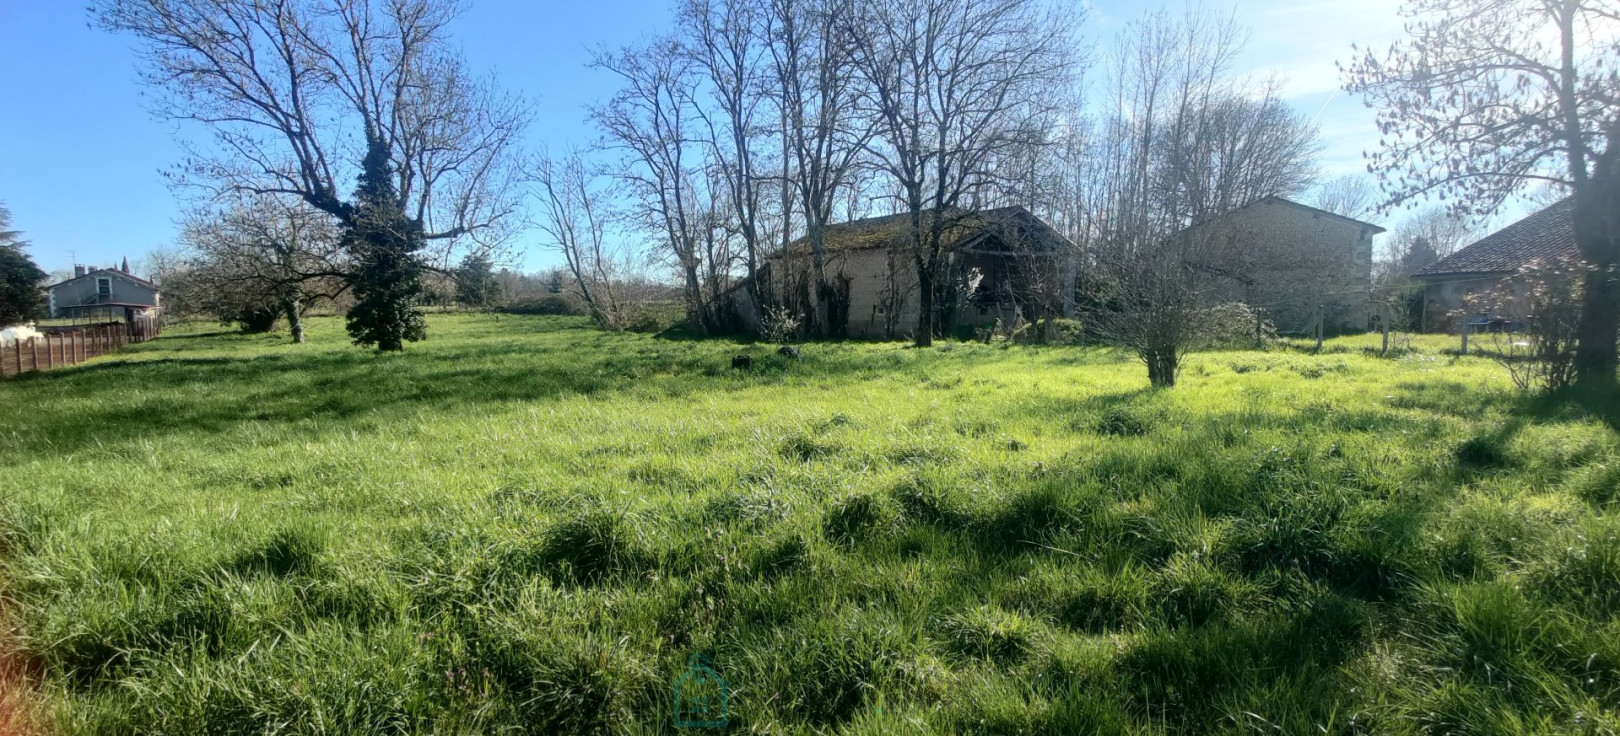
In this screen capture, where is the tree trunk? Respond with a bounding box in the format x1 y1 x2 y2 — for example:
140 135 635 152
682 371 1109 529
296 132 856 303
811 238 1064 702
809 227 829 338
283 299 305 344
681 260 709 334
1145 347 1178 388
1574 186 1619 390
915 267 935 347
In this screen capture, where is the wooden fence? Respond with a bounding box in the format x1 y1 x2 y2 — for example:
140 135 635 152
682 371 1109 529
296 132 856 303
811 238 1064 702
1 321 159 378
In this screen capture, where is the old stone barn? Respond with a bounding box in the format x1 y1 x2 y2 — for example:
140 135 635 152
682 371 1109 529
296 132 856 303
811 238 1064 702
746 206 1077 339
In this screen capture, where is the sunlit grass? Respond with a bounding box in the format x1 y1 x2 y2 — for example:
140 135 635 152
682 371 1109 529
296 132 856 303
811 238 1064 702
0 314 1616 734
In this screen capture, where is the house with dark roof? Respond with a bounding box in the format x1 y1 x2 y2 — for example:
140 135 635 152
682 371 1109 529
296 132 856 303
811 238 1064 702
1411 197 1578 332
747 205 1076 339
46 261 162 324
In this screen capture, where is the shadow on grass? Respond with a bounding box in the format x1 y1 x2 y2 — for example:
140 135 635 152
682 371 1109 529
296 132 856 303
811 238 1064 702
0 321 910 457
1510 385 1620 434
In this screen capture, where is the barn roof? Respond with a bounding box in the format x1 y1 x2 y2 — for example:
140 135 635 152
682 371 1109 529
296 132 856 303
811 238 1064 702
1413 197 1578 278
785 205 1073 256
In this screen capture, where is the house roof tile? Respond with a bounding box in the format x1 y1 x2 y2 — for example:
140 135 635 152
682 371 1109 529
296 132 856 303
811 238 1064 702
1413 197 1578 278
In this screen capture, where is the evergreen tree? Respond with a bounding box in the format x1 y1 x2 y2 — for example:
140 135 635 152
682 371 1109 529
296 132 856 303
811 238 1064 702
0 204 46 327
454 253 501 310
344 141 427 351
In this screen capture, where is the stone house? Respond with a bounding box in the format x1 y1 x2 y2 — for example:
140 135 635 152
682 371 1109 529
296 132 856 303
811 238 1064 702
749 206 1077 339
1411 197 1577 333
1176 196 1384 334
46 262 162 324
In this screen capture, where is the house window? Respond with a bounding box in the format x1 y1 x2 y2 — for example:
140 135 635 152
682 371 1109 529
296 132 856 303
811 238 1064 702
97 278 111 297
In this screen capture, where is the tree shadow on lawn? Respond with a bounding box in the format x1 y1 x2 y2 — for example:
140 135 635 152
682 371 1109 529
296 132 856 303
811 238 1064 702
1509 384 1620 434
0 330 903 457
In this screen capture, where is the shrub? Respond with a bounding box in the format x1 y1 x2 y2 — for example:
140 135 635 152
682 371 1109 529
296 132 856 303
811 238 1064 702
625 304 685 333
1463 255 1586 392
1201 301 1274 348
758 304 802 345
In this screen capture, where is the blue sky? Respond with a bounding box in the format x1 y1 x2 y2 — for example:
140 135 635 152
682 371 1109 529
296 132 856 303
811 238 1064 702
0 0 1410 276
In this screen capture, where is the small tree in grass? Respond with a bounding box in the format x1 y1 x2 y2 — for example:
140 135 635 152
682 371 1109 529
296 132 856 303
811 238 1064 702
1466 255 1587 392
345 143 427 351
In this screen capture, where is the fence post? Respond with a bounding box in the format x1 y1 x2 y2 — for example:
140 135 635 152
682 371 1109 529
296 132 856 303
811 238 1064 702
1315 304 1325 353
12 338 20 375
1381 307 1391 355
29 337 38 373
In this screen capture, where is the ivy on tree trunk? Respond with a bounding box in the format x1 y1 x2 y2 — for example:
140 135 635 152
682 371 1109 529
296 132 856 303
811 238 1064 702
344 140 427 352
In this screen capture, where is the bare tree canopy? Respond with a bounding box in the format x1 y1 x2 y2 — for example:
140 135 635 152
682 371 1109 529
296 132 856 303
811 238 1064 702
764 0 871 337
92 0 526 243
1311 175 1380 221
531 148 639 329
591 38 721 332
845 0 1080 346
1344 0 1620 213
1344 0 1620 388
1081 9 1324 386
1389 206 1480 263
174 194 348 340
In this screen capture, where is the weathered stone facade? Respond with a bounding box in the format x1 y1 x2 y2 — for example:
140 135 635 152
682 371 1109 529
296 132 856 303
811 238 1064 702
1182 197 1381 334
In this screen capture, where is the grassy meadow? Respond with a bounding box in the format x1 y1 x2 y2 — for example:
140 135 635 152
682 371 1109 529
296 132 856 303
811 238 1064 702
1 314 1618 734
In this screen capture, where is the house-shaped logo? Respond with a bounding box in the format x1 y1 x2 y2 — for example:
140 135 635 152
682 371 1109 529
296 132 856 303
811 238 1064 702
672 654 728 729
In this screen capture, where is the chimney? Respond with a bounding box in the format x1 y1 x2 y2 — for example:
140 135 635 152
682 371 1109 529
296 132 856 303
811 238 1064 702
121 257 130 274
74 265 87 278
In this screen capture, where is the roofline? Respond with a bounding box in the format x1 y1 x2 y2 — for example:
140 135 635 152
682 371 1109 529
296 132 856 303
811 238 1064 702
1410 269 1515 280
1249 196 1388 234
779 204 1074 255
45 268 158 291
1413 195 1576 278
58 302 161 310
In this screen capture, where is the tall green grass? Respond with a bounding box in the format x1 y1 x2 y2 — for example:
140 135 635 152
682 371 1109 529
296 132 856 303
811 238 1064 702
0 314 1616 734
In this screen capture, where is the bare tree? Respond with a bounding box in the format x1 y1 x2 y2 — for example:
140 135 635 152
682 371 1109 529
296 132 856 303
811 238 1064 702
680 0 770 326
1082 9 1322 386
844 0 1078 346
1343 0 1620 389
1387 206 1480 266
176 194 349 340
1312 175 1380 221
531 149 636 329
763 0 869 336
593 38 719 333
93 0 527 350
